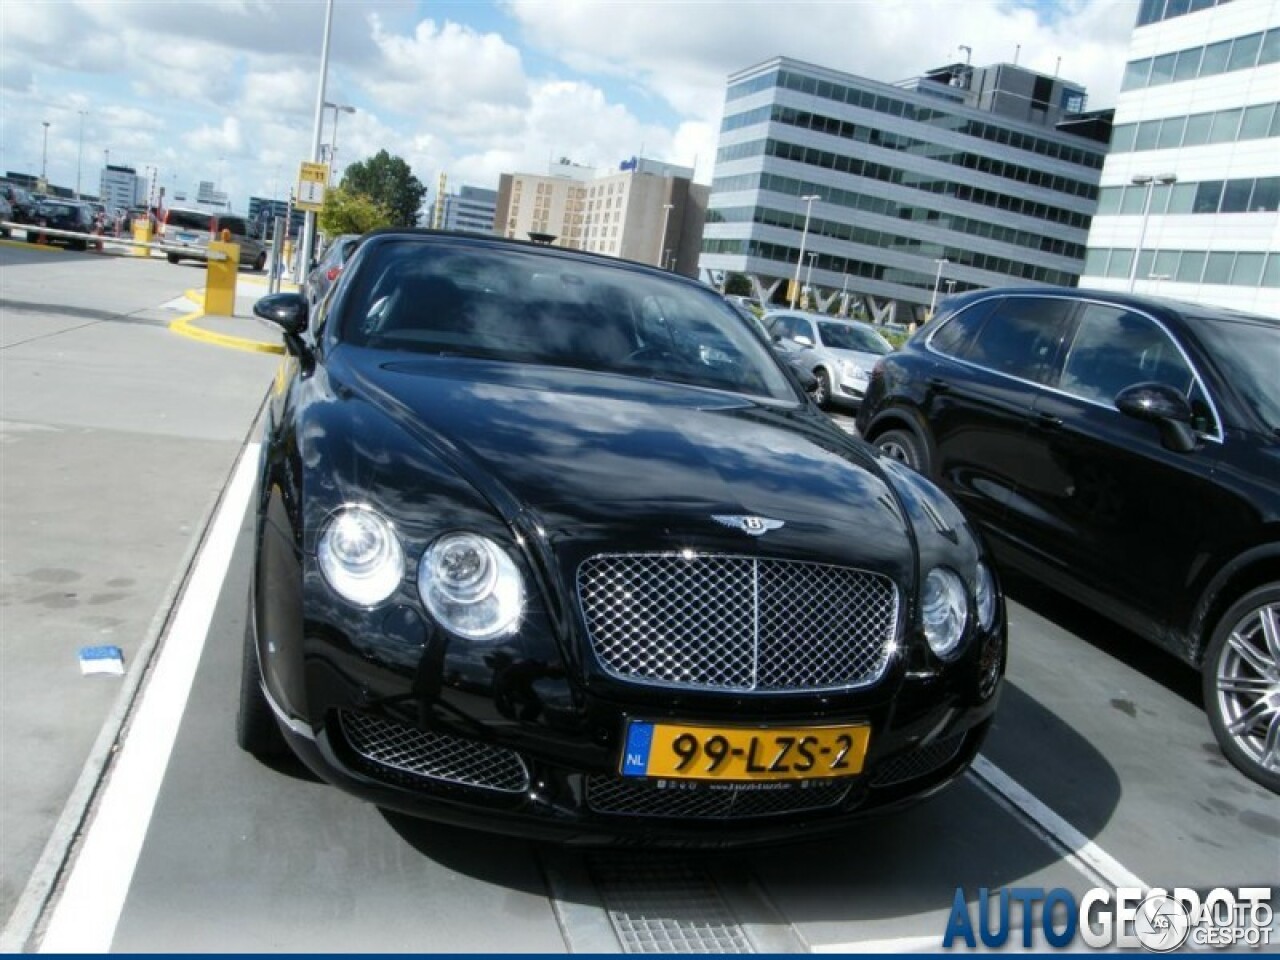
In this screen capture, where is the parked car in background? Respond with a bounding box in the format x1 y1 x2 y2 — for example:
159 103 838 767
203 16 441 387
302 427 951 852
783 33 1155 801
857 287 1280 792
160 207 269 271
764 310 895 410
29 199 95 249
1 183 37 224
0 195 12 237
305 233 361 304
239 230 1007 843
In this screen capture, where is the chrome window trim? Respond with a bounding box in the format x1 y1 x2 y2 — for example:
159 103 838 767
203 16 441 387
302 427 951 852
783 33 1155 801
923 293 1225 445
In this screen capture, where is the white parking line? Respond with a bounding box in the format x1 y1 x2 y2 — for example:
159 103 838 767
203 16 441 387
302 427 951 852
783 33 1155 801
38 443 260 953
968 754 1146 890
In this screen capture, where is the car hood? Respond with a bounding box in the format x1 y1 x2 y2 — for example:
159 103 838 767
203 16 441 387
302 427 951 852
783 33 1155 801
344 352 913 561
823 346 888 368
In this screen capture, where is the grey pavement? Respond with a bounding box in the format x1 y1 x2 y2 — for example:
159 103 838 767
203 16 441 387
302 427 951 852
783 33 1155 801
0 244 282 933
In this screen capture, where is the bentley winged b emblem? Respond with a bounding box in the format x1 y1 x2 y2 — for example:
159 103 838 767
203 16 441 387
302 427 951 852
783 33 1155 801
712 515 785 536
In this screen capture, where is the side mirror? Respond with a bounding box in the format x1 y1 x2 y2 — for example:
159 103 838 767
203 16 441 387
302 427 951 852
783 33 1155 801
794 334 815 348
1115 382 1197 453
254 293 308 337
796 367 819 394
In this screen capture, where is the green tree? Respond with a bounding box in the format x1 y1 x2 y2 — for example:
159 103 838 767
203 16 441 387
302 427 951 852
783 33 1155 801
339 150 427 227
723 273 752 296
318 186 392 235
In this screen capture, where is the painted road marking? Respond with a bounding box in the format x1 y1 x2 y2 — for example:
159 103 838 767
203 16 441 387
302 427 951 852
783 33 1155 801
37 443 261 953
167 287 283 356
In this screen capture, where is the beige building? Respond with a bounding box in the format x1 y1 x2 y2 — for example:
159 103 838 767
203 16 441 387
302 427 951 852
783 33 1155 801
493 158 709 277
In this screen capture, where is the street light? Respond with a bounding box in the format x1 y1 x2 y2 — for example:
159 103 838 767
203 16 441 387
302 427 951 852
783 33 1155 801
839 273 850 317
805 251 817 306
790 194 821 309
657 202 674 267
41 121 50 182
928 257 949 318
299 0 336 280
1128 173 1177 292
323 101 356 185
75 110 87 198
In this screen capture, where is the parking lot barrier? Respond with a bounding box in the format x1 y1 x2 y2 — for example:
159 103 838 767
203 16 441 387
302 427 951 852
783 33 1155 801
205 241 240 315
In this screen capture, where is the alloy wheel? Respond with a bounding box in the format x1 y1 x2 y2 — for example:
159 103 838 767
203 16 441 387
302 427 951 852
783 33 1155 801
1213 599 1280 775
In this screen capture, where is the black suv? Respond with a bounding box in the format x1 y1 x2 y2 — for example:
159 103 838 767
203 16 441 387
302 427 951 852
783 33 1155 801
857 287 1279 792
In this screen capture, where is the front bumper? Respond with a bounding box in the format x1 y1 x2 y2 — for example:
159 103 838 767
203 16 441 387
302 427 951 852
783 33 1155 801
264 629 1004 846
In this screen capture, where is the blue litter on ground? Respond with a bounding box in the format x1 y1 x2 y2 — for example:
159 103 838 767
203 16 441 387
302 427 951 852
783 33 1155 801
79 645 125 676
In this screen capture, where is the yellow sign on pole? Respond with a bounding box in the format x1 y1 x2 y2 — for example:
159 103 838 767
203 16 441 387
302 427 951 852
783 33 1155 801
295 161 330 212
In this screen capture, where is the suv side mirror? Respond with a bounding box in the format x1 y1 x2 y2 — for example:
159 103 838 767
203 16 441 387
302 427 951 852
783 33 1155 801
254 292 309 337
794 334 815 348
1115 382 1197 453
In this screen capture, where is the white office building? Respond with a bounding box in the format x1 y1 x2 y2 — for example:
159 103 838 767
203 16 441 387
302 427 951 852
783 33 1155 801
98 165 142 212
1079 0 1280 316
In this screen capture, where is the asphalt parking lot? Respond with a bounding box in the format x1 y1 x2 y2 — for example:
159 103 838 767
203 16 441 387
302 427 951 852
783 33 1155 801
0 245 1275 953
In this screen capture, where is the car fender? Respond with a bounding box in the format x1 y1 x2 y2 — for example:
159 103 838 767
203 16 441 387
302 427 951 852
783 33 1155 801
862 405 938 468
1187 540 1280 665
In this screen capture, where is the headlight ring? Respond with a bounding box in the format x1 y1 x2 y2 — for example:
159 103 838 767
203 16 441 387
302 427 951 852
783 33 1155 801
418 532 525 640
317 505 405 607
922 566 969 659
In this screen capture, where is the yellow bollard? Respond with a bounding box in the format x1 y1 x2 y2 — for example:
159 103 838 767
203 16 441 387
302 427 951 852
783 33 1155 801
131 218 152 257
205 241 240 316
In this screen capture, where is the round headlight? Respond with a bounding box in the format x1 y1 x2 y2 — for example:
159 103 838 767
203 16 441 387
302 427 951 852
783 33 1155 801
418 533 524 640
922 567 968 659
975 562 997 632
317 506 405 607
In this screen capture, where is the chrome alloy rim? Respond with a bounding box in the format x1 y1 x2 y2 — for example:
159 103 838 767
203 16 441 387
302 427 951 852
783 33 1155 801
878 438 912 464
813 372 828 406
1215 600 1280 773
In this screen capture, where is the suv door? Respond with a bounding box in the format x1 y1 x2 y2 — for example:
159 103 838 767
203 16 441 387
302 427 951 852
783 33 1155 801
922 294 1076 531
1010 300 1226 642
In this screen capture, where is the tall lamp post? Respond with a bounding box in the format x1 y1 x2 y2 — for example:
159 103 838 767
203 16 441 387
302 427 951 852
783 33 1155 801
323 101 356 185
1128 173 1177 292
790 194 820 309
299 0 336 280
40 121 50 183
805 251 817 307
928 257 949 318
656 202 674 268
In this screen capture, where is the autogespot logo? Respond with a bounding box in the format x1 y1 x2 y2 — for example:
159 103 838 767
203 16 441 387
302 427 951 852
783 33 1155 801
942 886 1274 951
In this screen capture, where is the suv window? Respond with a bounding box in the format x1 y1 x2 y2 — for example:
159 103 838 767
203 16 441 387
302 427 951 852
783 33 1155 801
956 296 1074 385
167 210 212 232
1060 304 1193 405
930 298 999 358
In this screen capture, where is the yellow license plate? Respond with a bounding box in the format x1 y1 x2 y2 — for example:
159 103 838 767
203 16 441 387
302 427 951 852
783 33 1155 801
620 721 870 782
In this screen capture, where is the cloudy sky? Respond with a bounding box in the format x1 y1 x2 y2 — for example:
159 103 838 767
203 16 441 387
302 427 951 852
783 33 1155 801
0 0 1139 212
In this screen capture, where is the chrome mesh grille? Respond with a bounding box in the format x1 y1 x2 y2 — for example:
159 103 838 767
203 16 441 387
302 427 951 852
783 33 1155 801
578 554 899 692
339 711 530 794
870 734 966 787
586 776 850 819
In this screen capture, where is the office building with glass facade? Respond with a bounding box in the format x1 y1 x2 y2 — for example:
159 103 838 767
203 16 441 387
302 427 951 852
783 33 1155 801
1079 0 1280 316
699 56 1109 320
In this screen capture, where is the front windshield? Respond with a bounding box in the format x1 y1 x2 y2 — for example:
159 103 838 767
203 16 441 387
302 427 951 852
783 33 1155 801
1193 316 1280 432
818 321 891 355
340 240 798 401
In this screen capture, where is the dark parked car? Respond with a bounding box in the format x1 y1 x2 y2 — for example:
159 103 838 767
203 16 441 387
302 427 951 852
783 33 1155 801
305 232 361 304
241 231 1007 844
29 199 95 249
0 183 37 224
857 287 1280 792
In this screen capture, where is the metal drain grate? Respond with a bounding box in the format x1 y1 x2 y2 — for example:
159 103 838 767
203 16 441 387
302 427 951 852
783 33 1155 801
588 854 753 954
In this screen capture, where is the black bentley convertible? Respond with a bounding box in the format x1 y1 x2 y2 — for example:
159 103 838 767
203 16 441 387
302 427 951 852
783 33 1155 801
243 231 1006 843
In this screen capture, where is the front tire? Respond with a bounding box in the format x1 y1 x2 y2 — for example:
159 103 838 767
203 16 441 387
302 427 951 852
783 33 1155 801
166 253 180 265
1202 584 1280 793
237 610 287 759
874 427 929 474
813 368 833 409
254 252 267 272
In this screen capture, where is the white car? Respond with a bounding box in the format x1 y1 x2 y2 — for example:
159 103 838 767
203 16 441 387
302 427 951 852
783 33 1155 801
764 310 894 410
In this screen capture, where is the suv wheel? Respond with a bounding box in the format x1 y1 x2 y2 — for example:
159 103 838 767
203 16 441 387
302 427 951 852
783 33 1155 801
874 428 929 473
254 252 267 272
166 253 179 265
1203 584 1280 792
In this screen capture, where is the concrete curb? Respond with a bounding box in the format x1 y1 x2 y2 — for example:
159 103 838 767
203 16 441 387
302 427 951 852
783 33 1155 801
0 393 268 953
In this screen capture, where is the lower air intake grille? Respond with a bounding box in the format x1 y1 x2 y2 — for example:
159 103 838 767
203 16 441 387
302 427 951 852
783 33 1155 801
586 776 850 819
338 711 530 794
870 734 966 787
